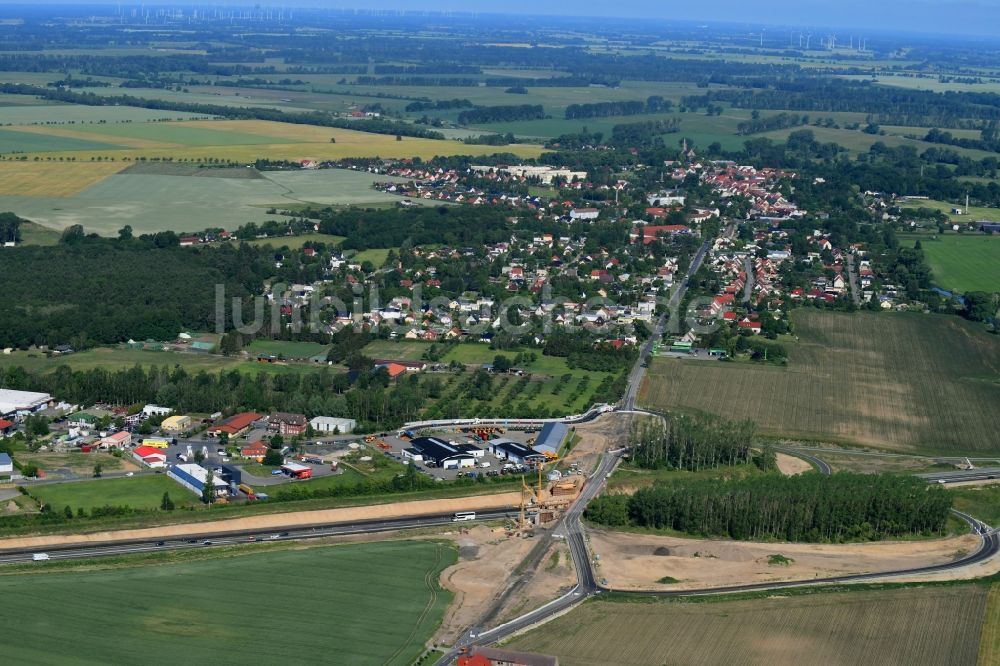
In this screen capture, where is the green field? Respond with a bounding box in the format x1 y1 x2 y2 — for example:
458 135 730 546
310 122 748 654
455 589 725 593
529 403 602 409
67 121 287 146
247 339 330 359
918 199 1000 222
914 234 1000 293
640 310 1000 453
30 475 195 512
0 347 245 374
0 540 454 666
362 339 436 361
0 127 122 152
0 103 210 126
238 233 346 250
510 587 989 666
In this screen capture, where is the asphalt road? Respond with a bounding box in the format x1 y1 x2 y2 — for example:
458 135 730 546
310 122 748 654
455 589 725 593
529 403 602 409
0 510 513 564
775 446 832 475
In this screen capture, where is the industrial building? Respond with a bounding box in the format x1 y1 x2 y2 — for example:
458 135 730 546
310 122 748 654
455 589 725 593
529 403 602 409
168 463 229 498
309 416 357 434
207 412 262 438
132 446 167 468
142 404 173 417
403 437 476 469
160 415 191 433
533 422 568 456
490 439 546 465
0 389 52 418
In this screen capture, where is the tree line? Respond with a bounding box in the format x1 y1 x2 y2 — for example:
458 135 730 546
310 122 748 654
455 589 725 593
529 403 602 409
585 473 952 542
457 104 545 125
565 96 673 120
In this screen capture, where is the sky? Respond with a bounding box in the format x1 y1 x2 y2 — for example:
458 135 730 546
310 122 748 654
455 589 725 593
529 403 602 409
1 0 1000 37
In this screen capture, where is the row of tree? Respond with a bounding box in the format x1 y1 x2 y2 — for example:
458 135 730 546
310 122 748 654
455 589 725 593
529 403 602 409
586 473 952 542
457 104 544 125
564 96 673 120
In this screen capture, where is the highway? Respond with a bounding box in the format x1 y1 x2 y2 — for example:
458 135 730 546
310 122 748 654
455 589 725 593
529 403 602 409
0 510 513 564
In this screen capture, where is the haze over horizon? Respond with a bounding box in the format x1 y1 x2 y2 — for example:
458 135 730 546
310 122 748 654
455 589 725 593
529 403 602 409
1 0 1000 38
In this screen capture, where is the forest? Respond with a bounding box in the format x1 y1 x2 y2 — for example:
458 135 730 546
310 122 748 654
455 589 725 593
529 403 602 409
0 212 25 244
628 413 757 471
0 235 273 348
585 473 952 542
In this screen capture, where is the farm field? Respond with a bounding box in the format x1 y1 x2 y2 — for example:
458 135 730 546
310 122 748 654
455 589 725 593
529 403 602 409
0 103 211 126
639 310 1000 454
362 339 436 361
0 161 126 197
0 117 546 163
29 475 195 512
0 127 121 152
510 587 989 666
0 166 411 235
912 234 1000 293
0 540 454 666
761 125 999 159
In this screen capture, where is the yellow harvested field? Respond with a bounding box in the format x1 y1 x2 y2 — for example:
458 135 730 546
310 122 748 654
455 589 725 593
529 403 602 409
174 118 352 142
981 584 1000 666
12 125 179 150
0 161 125 197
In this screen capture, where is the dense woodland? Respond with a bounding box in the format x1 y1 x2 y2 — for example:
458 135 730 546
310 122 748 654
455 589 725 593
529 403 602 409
586 473 952 542
629 413 758 471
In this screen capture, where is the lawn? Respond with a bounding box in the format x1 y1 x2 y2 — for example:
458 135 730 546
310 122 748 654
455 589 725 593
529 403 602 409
17 451 134 477
912 234 1000 293
510 586 989 666
949 485 1000 527
362 339 436 361
247 339 330 359
639 310 1000 454
917 199 1000 222
0 347 246 374
351 247 391 266
0 540 455 666
29 475 195 512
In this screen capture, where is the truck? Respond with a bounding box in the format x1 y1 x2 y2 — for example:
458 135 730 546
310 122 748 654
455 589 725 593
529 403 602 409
142 438 170 449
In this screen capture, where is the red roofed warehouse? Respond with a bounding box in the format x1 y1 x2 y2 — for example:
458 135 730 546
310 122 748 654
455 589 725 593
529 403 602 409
208 412 262 438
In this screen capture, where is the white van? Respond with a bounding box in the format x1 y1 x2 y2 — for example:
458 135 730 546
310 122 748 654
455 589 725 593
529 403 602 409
32 553 50 562
479 461 491 468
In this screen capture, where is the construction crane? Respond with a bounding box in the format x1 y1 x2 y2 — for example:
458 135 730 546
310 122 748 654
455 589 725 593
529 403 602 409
516 464 546 531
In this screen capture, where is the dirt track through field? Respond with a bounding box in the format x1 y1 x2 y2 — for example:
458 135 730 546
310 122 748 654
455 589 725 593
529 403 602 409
0 492 521 551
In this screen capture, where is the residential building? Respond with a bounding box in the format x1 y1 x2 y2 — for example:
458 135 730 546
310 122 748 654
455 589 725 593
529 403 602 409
268 412 308 436
0 453 12 476
241 441 269 460
0 419 13 438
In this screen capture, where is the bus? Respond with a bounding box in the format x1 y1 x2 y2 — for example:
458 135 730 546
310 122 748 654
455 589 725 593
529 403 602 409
453 511 476 522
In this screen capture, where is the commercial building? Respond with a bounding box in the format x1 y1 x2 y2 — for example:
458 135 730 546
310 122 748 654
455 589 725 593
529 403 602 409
403 437 475 469
268 412 308 436
280 461 313 479
132 446 167 468
99 431 132 449
0 453 13 476
168 463 229 498
142 404 173 417
241 440 268 460
490 439 546 465
160 415 192 433
0 389 52 418
309 416 357 434
207 412 262 438
533 422 568 457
